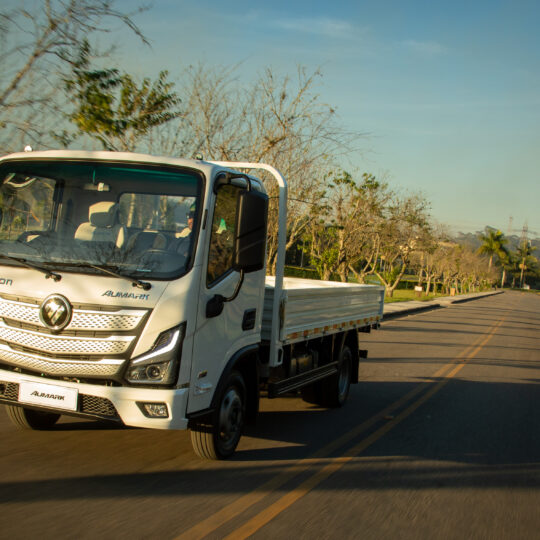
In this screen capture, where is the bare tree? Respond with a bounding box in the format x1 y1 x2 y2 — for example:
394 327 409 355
308 171 390 282
148 64 365 272
371 192 432 297
430 242 496 295
409 222 450 293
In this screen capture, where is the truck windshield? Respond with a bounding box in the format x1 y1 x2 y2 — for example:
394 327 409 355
0 160 203 280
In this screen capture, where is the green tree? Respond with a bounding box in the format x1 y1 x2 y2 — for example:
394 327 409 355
477 228 508 271
477 228 510 288
65 43 181 151
515 241 537 288
498 250 514 288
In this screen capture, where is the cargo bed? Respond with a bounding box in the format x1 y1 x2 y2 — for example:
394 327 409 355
263 277 385 345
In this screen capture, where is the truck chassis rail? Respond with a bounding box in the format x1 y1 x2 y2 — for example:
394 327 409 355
267 361 339 398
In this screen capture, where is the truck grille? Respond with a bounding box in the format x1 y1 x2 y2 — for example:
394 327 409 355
0 348 122 377
0 381 18 400
0 380 119 419
79 395 118 417
0 294 149 378
0 297 147 332
0 323 132 355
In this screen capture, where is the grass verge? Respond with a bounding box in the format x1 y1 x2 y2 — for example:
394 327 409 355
384 290 446 303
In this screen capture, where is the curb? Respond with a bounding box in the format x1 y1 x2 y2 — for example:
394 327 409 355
382 290 503 321
438 290 503 305
381 303 442 321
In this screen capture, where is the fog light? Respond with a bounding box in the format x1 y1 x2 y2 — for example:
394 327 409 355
138 402 169 418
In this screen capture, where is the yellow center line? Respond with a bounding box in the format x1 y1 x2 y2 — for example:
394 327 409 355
223 317 505 540
175 318 503 540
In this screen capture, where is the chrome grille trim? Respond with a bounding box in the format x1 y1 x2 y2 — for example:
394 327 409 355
0 321 133 355
0 298 39 324
0 344 124 376
0 297 147 332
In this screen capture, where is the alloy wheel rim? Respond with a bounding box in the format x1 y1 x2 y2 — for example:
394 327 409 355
338 350 351 398
218 387 243 448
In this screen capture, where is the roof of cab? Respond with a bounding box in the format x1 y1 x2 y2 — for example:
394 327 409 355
0 149 266 192
0 149 215 173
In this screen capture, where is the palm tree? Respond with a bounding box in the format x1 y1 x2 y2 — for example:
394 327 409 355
516 241 536 288
477 228 508 271
498 251 513 288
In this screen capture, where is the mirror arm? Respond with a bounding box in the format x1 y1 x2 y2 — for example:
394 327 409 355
223 270 245 302
205 270 245 318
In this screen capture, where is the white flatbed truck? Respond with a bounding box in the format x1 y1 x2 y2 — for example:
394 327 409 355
0 150 384 458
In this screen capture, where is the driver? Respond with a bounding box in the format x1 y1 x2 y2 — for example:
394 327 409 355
175 202 195 258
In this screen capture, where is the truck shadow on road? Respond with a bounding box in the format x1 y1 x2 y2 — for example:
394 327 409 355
1 378 539 504
239 377 540 461
1 460 539 506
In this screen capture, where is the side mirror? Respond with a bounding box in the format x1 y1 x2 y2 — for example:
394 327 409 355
233 190 268 273
206 294 225 318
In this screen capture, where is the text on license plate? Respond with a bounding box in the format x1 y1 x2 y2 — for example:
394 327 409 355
19 381 78 411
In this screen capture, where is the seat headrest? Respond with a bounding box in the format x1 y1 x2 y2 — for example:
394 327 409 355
89 201 118 228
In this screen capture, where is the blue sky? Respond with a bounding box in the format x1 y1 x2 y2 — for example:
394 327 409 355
112 0 539 235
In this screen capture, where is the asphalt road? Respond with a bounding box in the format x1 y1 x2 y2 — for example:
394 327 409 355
0 290 539 539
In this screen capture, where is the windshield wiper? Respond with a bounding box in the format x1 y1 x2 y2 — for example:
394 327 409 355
75 263 151 291
0 254 62 282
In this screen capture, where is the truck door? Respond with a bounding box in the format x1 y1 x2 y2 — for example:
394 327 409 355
188 182 261 413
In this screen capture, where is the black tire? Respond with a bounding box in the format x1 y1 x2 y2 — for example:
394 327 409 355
301 340 330 406
301 381 323 405
320 344 352 408
190 371 246 459
6 405 61 430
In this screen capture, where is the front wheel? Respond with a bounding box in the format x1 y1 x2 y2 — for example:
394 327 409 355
6 405 61 430
190 371 246 459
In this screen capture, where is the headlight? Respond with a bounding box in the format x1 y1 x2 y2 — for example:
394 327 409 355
125 323 186 385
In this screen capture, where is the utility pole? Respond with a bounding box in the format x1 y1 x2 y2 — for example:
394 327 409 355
501 216 513 288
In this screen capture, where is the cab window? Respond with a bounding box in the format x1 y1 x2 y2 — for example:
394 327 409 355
206 184 240 286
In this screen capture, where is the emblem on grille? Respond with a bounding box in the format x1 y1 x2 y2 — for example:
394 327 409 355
39 294 72 332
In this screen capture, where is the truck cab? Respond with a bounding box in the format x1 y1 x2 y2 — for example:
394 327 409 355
0 151 269 457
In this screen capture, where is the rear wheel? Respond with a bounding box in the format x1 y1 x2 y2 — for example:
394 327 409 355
320 344 352 408
301 381 323 405
190 371 246 459
6 405 61 430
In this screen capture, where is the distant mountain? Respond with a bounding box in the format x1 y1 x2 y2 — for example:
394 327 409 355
453 227 540 253
454 231 482 251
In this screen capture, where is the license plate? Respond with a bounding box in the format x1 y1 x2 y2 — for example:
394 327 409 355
19 381 78 412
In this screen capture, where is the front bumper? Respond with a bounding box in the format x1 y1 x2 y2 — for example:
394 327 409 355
0 368 189 430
